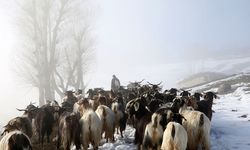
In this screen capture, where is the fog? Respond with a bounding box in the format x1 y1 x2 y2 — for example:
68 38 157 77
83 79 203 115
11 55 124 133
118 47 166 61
1 0 250 125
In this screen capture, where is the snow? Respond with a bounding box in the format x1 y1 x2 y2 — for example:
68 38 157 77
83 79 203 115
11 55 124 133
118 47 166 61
211 86 250 150
98 126 136 150
190 72 250 92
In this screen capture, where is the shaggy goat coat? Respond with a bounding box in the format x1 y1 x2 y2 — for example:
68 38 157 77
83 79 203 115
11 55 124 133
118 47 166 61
80 109 102 150
179 107 211 150
161 122 187 150
0 130 32 150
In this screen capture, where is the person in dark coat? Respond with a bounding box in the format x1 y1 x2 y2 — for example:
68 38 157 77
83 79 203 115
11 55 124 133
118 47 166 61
111 75 120 93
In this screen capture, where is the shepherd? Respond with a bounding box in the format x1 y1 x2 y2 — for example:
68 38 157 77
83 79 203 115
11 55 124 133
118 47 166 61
111 74 120 93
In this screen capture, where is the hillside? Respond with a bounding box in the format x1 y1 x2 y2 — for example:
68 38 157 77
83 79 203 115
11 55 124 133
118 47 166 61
177 72 228 88
189 72 250 93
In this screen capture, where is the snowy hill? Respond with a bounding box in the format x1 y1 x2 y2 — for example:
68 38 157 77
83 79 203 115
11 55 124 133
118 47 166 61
177 72 227 88
189 72 250 93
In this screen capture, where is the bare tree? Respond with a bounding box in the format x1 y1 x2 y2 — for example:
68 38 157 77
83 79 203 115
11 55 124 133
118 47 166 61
15 0 95 106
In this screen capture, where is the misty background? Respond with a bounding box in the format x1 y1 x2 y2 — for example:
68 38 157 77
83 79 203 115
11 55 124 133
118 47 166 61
1 0 250 125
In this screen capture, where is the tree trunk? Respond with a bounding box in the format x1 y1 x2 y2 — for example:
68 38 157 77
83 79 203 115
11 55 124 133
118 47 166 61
38 85 45 106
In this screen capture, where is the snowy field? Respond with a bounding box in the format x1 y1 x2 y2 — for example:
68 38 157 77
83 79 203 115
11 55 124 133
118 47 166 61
210 86 250 150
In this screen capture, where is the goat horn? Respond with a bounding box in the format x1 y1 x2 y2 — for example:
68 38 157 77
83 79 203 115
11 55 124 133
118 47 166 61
147 81 154 85
30 101 36 105
16 108 27 111
138 79 144 83
1 129 7 136
28 107 38 112
156 81 162 86
181 115 187 121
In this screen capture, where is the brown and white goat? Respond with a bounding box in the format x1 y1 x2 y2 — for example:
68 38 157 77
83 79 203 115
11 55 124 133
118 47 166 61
125 97 152 150
143 113 163 150
57 112 81 150
172 98 211 150
0 130 32 150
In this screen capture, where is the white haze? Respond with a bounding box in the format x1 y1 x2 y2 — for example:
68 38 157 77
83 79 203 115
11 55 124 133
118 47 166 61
1 0 250 126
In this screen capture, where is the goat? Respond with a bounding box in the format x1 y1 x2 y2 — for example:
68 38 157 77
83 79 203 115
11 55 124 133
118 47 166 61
112 98 127 138
2 117 33 139
96 105 116 142
147 99 164 113
180 89 191 97
75 89 84 100
193 92 203 102
125 97 152 150
78 98 102 150
172 97 211 150
197 92 217 120
79 109 102 150
161 112 187 150
57 112 81 150
163 88 178 102
88 96 100 111
2 104 38 138
34 105 55 146
143 113 163 150
161 122 187 150
62 91 78 111
77 98 92 116
0 130 32 150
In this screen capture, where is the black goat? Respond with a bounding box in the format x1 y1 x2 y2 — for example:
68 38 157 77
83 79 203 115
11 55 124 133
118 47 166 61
193 92 203 101
125 97 152 150
34 105 55 146
197 91 217 120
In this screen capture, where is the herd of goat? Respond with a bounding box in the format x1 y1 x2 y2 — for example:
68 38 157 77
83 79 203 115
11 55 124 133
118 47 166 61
0 81 218 150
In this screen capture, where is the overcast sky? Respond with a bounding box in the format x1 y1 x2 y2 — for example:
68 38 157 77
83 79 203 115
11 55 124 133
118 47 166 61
95 0 250 65
87 0 250 88
1 0 250 124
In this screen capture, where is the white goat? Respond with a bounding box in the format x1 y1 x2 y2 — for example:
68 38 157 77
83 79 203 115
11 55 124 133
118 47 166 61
179 100 211 150
96 105 116 142
161 122 187 150
80 109 102 150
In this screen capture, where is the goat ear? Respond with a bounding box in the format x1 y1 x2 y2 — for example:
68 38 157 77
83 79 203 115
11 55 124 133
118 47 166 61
214 93 217 99
199 93 203 97
134 102 140 111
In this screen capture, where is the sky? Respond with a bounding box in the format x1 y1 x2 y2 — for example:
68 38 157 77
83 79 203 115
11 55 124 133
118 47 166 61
1 0 250 124
87 0 250 88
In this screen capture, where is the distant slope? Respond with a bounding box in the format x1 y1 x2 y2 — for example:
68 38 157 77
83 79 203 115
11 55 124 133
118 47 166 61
177 72 228 88
189 72 250 93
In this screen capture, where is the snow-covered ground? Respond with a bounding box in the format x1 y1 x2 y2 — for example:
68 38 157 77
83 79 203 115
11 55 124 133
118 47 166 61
211 86 250 150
